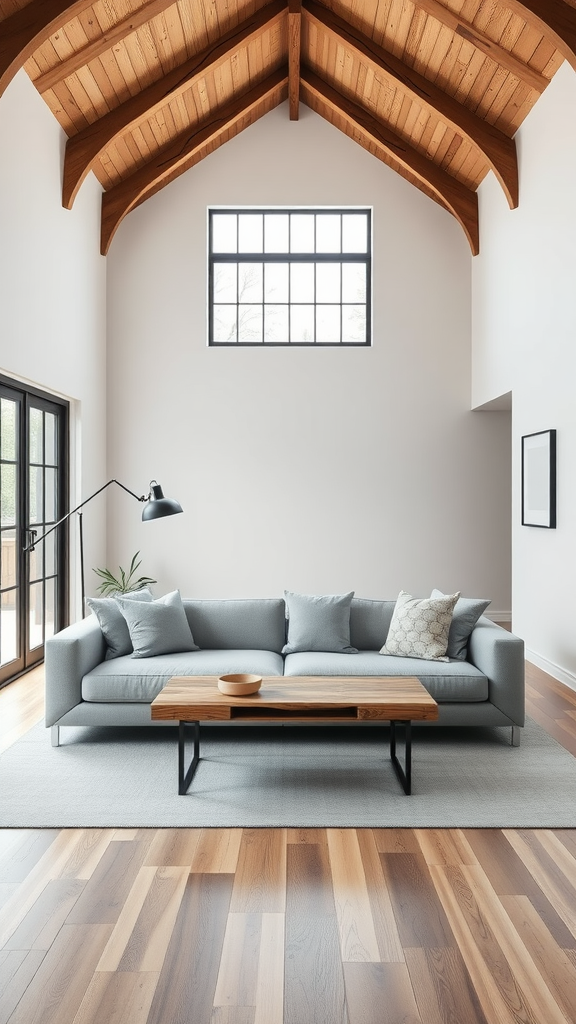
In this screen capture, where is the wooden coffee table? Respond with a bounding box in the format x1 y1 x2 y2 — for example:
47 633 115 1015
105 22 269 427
151 675 438 795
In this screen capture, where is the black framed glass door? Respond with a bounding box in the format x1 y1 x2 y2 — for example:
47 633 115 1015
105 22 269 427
0 378 68 687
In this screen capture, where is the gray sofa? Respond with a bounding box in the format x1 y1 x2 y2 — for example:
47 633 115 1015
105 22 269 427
45 596 525 746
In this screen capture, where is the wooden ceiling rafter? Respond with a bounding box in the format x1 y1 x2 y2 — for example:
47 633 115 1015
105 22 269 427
62 0 287 209
413 0 549 94
288 0 301 119
301 67 479 255
33 0 183 95
0 0 94 98
100 66 289 255
304 0 518 208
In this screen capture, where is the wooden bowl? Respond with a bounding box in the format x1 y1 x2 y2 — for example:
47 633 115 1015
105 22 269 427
217 673 262 696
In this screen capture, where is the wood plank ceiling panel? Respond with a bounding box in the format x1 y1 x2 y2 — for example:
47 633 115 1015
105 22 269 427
2 0 572 251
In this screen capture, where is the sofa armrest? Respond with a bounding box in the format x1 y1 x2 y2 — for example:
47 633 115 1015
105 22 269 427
467 617 525 726
44 617 106 727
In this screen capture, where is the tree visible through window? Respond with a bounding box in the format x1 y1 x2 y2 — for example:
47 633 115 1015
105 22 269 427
208 208 371 345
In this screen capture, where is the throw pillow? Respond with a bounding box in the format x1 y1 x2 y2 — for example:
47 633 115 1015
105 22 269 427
431 589 491 660
380 590 460 661
282 590 358 654
86 589 154 659
116 589 199 658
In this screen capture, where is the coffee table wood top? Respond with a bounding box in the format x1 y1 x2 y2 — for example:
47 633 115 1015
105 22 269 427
151 675 438 723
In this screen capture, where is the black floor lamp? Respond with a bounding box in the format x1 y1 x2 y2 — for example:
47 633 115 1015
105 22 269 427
23 478 183 608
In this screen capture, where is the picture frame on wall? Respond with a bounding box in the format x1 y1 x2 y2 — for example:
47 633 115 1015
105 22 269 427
521 429 556 528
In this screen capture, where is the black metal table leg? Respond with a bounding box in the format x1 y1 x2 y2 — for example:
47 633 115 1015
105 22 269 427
178 720 200 794
390 720 412 794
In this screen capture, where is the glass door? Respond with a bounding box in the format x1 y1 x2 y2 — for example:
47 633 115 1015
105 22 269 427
0 379 68 687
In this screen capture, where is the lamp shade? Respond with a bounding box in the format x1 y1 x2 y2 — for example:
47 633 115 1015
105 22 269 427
141 482 183 521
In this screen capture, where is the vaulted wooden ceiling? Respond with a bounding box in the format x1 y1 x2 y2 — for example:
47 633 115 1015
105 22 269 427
1 0 575 254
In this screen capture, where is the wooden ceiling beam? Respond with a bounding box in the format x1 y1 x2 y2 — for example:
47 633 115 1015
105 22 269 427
288 0 301 119
305 0 518 208
301 67 479 255
414 0 548 94
63 0 286 209
35 0 183 95
0 0 94 99
504 0 576 74
101 67 289 255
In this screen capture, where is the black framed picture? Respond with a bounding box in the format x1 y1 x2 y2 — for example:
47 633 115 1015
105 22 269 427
521 429 556 528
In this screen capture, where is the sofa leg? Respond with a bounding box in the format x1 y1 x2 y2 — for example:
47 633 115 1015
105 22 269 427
511 725 521 747
51 725 60 747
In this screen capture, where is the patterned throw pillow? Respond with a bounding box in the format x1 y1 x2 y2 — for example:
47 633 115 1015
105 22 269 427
379 590 460 661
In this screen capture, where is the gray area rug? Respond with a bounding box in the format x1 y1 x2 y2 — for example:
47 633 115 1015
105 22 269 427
1 718 575 828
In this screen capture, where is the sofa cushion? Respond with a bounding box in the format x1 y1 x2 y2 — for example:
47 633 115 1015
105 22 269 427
117 590 198 657
283 651 488 702
431 590 491 660
82 649 285 703
86 589 153 659
184 599 286 653
349 599 395 651
380 590 459 661
282 590 358 654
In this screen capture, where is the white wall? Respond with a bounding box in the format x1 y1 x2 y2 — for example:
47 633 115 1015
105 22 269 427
106 100 511 610
0 70 107 617
472 61 576 686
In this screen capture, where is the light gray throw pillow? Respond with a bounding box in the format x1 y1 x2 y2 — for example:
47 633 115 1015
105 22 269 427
86 589 153 659
380 590 460 661
116 589 199 658
431 589 491 660
282 590 358 654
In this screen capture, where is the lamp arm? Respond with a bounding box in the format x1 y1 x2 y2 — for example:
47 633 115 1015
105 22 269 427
23 478 147 552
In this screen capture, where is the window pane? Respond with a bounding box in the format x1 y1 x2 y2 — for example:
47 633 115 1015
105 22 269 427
45 577 55 642
29 466 43 524
45 412 56 466
342 305 367 343
264 214 289 253
316 305 341 343
1 464 17 527
45 467 56 523
238 214 263 253
316 263 341 303
238 263 263 303
238 305 263 343
1 529 17 589
264 305 289 342
265 263 289 302
290 214 315 253
29 581 43 650
214 263 237 303
30 408 43 463
291 263 314 303
45 531 56 577
290 305 315 343
1 589 17 666
316 214 341 253
343 213 368 252
1 399 17 461
212 214 237 253
29 543 42 583
213 305 237 343
342 263 366 302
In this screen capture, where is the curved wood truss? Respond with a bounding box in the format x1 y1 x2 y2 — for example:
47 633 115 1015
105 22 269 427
2 0 576 251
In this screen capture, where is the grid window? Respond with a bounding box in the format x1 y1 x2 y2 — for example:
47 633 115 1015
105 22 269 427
208 209 372 345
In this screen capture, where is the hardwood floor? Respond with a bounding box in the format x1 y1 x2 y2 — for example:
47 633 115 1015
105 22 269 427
1 662 576 1024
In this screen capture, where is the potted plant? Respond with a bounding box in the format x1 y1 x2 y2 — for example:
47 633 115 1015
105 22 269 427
92 551 156 597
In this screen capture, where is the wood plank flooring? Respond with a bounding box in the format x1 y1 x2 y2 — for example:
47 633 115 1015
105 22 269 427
0 659 575 1024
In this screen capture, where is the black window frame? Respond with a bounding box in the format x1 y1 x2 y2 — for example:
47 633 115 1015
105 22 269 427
208 207 372 346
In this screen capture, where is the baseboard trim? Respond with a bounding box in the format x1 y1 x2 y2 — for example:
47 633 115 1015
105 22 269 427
485 610 511 624
526 648 576 693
